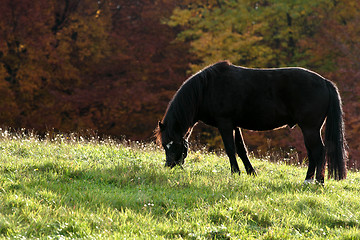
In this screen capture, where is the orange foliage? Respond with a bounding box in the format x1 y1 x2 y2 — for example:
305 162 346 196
0 0 191 139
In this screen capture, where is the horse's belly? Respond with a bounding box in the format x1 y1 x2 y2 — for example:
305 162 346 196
237 121 288 131
235 108 293 131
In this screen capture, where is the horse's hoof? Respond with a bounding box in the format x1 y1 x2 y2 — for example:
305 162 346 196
304 179 314 184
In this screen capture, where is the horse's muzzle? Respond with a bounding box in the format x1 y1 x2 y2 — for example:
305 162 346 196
165 161 177 168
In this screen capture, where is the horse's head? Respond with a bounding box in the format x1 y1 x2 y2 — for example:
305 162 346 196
157 121 188 168
163 138 188 168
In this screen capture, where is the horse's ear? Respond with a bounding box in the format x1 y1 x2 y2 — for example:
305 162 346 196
158 121 166 131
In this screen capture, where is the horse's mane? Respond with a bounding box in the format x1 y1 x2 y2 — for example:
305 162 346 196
155 61 231 144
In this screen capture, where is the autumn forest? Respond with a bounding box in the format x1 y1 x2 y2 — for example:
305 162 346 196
0 0 359 168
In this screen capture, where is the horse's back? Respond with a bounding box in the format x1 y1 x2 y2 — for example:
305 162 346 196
203 65 329 130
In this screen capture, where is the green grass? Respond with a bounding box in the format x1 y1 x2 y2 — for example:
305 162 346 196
1 130 360 239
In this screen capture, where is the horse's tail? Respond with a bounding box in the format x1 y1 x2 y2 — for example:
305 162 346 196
325 80 347 180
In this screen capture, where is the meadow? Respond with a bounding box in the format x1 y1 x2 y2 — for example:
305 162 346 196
0 129 360 239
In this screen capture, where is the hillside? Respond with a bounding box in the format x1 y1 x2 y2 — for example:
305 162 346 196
0 131 359 239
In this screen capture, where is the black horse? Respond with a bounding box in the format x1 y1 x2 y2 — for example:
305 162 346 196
155 61 347 183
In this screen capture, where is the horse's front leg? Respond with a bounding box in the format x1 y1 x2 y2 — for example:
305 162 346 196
218 124 240 174
234 128 256 176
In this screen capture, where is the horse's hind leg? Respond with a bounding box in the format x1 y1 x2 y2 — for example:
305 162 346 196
302 127 325 183
234 128 256 175
218 125 240 174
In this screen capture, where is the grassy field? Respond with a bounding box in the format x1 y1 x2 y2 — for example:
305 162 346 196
0 130 360 239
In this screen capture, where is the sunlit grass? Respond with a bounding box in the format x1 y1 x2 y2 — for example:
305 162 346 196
1 128 360 239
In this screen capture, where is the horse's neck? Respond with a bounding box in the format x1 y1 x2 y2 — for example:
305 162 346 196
165 115 192 141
